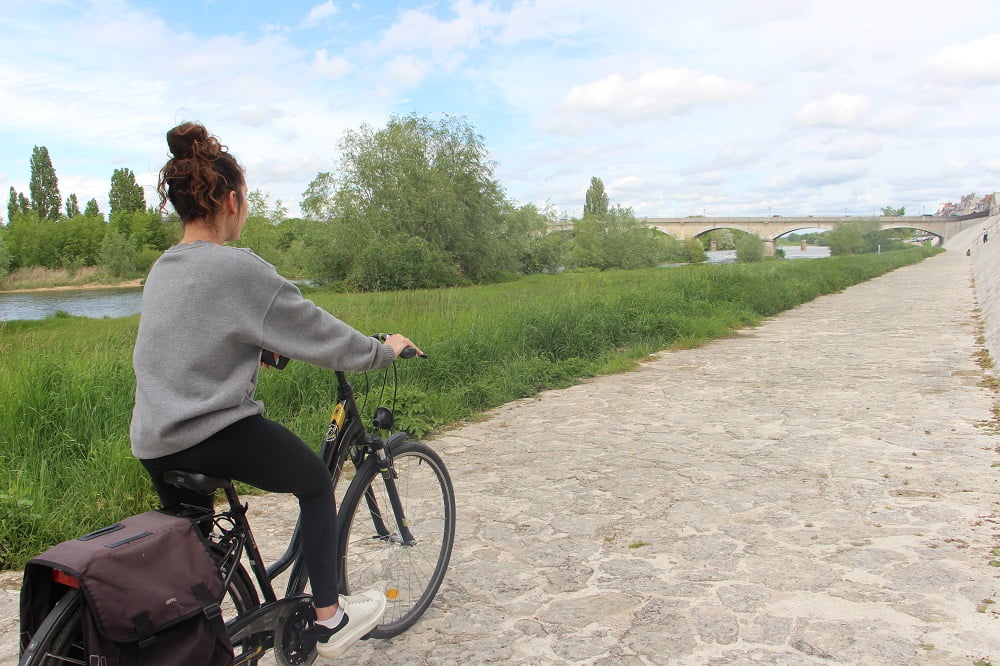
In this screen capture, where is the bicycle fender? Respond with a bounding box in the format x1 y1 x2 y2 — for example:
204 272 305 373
386 432 410 450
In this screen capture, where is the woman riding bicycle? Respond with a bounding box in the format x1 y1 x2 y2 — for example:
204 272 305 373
130 121 421 659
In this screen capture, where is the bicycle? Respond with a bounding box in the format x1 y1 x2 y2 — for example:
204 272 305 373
19 336 456 665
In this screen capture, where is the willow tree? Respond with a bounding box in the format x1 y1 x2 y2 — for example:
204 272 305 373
304 113 521 289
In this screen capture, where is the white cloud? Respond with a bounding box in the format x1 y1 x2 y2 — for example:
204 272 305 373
764 161 869 191
303 1 338 27
683 144 772 175
607 174 643 196
926 35 1000 85
724 0 809 26
230 106 285 128
825 133 882 160
313 49 352 79
380 55 431 93
868 109 916 132
794 92 871 128
560 67 755 123
376 4 492 57
3 0 1000 222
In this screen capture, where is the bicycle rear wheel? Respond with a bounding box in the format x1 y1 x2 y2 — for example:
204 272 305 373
218 562 263 664
19 588 83 665
338 440 455 638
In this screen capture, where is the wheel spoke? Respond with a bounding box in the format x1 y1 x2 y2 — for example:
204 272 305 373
339 441 455 637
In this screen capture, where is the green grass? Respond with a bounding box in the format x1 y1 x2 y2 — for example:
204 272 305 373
0 246 941 568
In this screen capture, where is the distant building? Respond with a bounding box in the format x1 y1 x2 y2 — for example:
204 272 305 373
937 192 997 216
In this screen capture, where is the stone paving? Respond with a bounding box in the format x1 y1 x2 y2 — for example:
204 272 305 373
3 225 999 665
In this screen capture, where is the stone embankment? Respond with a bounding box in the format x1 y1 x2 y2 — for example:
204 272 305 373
970 215 1000 372
2 221 999 665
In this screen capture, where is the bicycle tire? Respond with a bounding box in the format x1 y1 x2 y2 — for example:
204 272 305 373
220 562 263 664
19 588 83 666
338 439 455 638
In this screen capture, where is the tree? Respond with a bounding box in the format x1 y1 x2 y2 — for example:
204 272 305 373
29 146 61 220
0 233 11 279
109 168 146 219
99 229 137 277
300 172 337 221
84 198 101 218
7 187 17 223
504 202 563 274
881 206 905 216
701 229 735 250
65 193 81 218
584 177 609 218
112 209 171 251
826 219 882 255
683 237 706 263
735 234 764 262
570 205 670 270
305 113 516 287
235 190 287 263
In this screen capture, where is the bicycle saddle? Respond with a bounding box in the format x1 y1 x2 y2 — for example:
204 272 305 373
164 470 232 495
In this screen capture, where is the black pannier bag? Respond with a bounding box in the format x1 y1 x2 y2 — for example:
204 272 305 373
20 508 233 665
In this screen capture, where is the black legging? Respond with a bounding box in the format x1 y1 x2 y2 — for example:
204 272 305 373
140 415 340 607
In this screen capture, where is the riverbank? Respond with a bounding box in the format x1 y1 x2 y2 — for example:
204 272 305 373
0 278 143 294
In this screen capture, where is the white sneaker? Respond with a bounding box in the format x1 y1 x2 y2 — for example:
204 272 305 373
314 590 387 659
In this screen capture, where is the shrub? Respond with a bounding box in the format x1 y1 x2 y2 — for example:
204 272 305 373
735 234 764 262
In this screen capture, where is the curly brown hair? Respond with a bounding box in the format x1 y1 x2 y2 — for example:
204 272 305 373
157 122 245 223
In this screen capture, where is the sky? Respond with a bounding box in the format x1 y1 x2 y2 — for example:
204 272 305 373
2 0 999 222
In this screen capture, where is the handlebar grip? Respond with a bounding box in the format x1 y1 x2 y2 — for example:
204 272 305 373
374 333 427 359
261 350 290 369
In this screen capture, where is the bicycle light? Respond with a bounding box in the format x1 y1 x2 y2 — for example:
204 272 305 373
372 406 394 430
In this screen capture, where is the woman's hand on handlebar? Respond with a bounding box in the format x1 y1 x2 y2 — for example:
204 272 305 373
383 334 426 359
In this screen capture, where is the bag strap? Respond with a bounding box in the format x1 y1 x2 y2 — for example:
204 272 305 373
133 611 156 649
192 582 229 649
131 583 228 652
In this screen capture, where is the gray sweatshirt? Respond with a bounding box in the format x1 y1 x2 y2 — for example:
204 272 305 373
130 241 394 459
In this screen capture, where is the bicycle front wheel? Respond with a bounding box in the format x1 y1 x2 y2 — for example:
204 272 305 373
338 440 455 638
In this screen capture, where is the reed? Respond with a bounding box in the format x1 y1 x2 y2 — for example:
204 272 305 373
0 247 940 568
0 266 116 291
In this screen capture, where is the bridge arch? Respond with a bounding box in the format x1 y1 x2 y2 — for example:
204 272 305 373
646 216 978 255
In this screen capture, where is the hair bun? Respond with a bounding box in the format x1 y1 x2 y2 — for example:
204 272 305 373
166 122 220 159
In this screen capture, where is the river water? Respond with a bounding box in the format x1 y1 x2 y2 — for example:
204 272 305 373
706 245 831 263
0 287 143 322
0 247 832 322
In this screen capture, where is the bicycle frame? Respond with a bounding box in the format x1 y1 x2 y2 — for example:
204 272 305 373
19 345 443 666
262 367 409 598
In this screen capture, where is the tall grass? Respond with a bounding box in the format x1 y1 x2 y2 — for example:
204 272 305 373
0 247 941 568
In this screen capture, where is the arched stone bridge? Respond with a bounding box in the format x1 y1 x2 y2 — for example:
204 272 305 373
645 216 987 255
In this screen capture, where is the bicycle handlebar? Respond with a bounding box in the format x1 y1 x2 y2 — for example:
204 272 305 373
260 349 290 369
261 334 425 370
374 333 428 359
